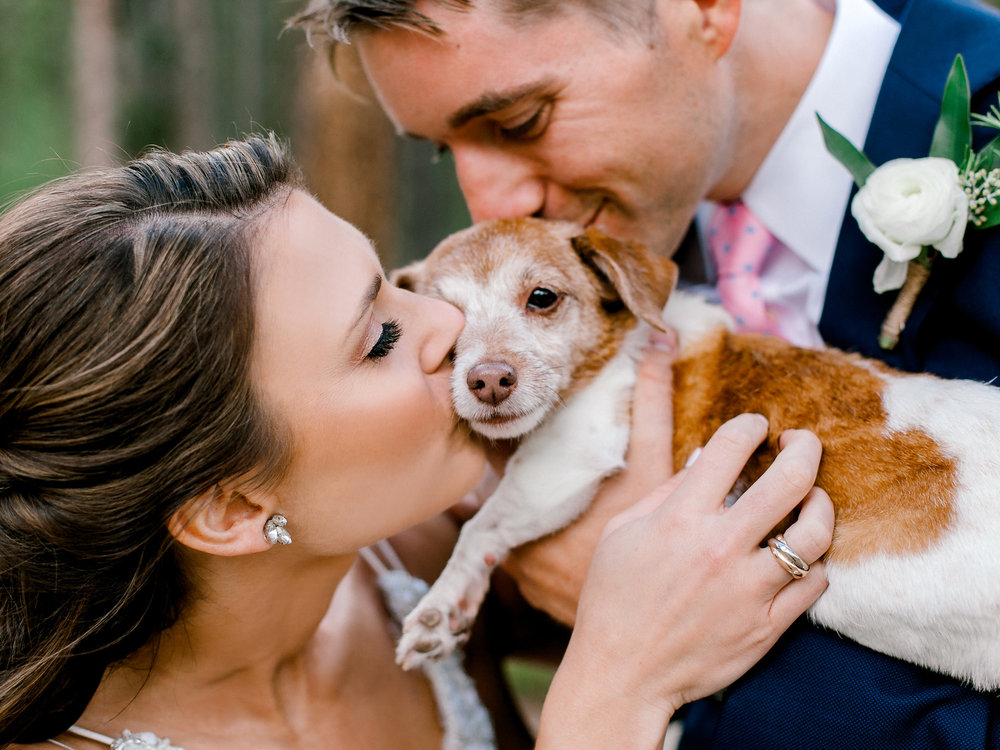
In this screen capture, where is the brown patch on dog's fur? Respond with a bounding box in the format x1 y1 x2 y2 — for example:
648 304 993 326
570 228 676 331
672 330 958 564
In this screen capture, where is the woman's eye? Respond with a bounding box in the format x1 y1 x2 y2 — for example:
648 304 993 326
366 320 402 360
499 100 553 142
526 287 559 311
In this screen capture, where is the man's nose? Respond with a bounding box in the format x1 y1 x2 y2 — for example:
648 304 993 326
452 145 545 221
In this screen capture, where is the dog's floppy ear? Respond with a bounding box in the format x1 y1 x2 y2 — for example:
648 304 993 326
388 258 426 292
571 228 677 331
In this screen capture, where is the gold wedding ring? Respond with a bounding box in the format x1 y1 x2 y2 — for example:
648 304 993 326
767 534 810 579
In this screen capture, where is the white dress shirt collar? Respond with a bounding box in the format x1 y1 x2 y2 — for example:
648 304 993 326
742 0 900 277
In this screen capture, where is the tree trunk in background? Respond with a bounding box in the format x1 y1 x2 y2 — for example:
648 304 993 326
72 0 117 167
172 0 214 151
293 45 400 269
235 4 264 132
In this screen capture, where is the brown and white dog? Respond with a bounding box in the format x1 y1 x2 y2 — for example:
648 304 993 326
390 217 1000 689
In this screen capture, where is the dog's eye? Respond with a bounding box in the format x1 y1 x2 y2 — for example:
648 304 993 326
526 287 559 311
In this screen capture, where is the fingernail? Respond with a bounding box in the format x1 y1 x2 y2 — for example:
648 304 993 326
684 447 703 468
646 329 677 354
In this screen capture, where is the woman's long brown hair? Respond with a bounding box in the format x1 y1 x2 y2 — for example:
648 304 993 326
0 135 296 744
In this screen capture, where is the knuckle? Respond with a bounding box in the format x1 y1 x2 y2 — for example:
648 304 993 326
713 415 766 455
701 543 731 571
776 460 814 495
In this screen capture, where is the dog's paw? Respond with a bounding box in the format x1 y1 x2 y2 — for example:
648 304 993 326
395 599 474 670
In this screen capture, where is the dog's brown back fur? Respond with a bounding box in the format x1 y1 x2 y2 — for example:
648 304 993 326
672 329 958 564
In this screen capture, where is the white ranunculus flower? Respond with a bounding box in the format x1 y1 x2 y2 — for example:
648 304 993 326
851 156 969 292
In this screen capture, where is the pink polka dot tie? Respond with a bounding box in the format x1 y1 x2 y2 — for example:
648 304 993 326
708 201 778 336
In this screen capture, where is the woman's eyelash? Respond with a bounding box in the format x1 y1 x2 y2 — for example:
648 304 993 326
367 319 402 360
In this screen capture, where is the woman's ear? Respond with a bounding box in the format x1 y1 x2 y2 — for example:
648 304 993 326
169 483 279 556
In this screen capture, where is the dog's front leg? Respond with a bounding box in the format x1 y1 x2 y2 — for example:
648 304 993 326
396 420 631 669
394 460 608 669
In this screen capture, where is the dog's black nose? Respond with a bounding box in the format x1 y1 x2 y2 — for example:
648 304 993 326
467 362 518 405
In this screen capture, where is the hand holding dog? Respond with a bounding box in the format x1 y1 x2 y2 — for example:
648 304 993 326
536 412 834 748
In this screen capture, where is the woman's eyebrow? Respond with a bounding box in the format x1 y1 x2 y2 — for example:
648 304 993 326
352 274 382 331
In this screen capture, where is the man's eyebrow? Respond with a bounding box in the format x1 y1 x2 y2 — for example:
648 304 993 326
353 274 382 331
445 79 555 131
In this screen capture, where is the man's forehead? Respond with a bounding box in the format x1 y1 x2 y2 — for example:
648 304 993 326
425 0 655 36
358 5 541 108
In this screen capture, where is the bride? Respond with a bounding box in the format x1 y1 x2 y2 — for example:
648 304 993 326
0 135 832 750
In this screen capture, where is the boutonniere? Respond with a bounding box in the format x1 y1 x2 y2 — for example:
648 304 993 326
818 54 1000 350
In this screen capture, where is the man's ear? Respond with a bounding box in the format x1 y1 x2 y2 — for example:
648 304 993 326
571 228 678 331
168 483 278 556
694 0 741 59
660 0 740 60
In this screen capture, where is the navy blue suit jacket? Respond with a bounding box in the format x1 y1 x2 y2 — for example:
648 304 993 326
681 1 1000 747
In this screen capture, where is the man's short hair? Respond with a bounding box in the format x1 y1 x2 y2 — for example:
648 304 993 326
288 0 656 48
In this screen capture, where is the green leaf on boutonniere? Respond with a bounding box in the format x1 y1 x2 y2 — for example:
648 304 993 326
974 137 1000 172
929 54 972 165
980 205 1000 229
817 114 875 186
971 94 1000 132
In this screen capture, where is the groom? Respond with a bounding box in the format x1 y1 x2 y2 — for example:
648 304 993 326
291 0 1000 745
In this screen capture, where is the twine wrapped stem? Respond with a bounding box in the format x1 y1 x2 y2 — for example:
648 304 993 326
878 254 933 350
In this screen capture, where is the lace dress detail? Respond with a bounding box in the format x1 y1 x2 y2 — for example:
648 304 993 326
360 540 498 750
49 541 496 750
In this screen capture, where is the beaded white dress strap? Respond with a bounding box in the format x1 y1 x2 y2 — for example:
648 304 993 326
360 539 498 750
48 725 184 749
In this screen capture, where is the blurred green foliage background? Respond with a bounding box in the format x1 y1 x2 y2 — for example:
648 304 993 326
0 0 469 267
3 0 1000 267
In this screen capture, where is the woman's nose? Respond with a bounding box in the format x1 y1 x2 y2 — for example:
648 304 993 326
452 145 545 222
419 295 465 373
